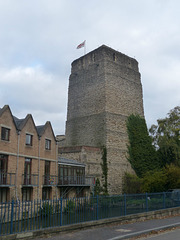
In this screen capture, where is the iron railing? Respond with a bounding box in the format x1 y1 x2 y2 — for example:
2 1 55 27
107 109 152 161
0 192 180 236
43 175 57 186
22 174 38 186
57 176 94 186
0 172 16 186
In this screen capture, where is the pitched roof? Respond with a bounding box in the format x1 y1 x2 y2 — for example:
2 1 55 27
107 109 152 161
0 105 18 128
36 125 45 136
13 116 25 129
1 105 56 140
36 121 56 141
58 157 85 167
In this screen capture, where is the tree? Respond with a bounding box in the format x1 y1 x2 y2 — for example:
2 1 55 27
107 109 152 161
141 164 180 192
127 114 160 177
149 106 180 167
122 173 142 194
164 164 180 190
141 170 167 193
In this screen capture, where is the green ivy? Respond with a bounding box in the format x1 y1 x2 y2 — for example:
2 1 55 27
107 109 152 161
101 146 108 195
126 114 160 178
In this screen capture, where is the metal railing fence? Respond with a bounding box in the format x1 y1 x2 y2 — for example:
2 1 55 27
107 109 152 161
57 176 94 186
0 191 180 236
0 172 16 186
22 174 38 186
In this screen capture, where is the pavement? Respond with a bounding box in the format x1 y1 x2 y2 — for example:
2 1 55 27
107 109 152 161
32 215 180 240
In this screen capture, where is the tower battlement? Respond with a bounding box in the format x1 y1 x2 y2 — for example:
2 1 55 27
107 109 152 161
71 45 139 73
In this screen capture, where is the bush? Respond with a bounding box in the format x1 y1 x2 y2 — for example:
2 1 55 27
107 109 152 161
164 164 180 190
93 178 103 196
141 170 167 193
123 173 142 194
63 200 75 214
40 202 54 217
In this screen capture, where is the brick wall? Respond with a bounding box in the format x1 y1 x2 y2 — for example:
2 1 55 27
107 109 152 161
0 106 58 201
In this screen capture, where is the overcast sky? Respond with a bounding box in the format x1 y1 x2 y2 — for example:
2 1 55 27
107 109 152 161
0 0 179 135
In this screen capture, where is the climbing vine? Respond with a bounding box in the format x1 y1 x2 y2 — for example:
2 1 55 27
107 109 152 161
126 114 159 177
101 146 108 195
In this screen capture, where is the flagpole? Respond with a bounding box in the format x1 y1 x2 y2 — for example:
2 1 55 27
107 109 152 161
84 41 86 55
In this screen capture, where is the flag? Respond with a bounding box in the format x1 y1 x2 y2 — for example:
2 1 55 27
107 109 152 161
77 40 86 49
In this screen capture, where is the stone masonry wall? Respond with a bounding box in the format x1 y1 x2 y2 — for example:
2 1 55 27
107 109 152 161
64 45 144 194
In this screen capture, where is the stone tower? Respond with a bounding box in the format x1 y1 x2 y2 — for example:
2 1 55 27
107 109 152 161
65 45 144 194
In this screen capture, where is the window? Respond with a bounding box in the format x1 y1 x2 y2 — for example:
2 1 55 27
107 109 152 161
0 155 8 185
0 188 8 202
26 134 33 146
44 161 50 185
42 187 51 200
45 139 51 150
0 155 8 172
24 158 31 185
1 127 10 141
22 188 32 201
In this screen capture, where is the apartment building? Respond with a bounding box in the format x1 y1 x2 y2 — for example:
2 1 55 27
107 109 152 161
0 105 93 202
0 105 57 202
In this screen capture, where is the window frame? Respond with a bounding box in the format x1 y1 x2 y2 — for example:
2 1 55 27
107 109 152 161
25 134 33 146
42 187 51 200
1 127 10 141
0 188 8 202
22 187 32 201
45 139 51 150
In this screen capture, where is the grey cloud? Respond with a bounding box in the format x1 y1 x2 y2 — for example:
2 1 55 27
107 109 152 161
0 0 179 135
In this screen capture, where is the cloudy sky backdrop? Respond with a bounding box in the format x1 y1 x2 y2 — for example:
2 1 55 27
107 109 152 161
0 0 179 135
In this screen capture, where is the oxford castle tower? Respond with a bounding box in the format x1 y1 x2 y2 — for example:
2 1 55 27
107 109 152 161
59 45 144 194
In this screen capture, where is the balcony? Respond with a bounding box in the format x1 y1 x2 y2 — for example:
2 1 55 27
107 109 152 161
0 172 16 186
57 176 94 187
43 175 56 186
22 174 38 186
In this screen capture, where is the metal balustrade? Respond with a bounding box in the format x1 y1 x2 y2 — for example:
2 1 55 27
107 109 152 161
0 192 180 236
57 176 94 186
0 172 16 186
22 174 38 186
43 175 57 186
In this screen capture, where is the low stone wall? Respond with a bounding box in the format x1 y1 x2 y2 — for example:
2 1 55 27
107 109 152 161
1 207 180 240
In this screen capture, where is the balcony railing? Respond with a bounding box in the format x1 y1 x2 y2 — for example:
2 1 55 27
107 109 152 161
22 174 38 186
0 172 16 186
43 175 56 186
57 176 94 186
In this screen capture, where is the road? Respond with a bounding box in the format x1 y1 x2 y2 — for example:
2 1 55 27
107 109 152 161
32 215 180 240
139 228 180 240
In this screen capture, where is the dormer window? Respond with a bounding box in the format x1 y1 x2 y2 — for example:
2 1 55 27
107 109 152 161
26 134 33 146
1 127 10 141
45 139 51 150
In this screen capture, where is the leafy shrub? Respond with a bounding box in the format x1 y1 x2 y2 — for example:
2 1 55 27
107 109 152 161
165 164 180 190
39 202 54 217
63 200 75 214
93 178 103 196
141 170 167 193
123 173 142 194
